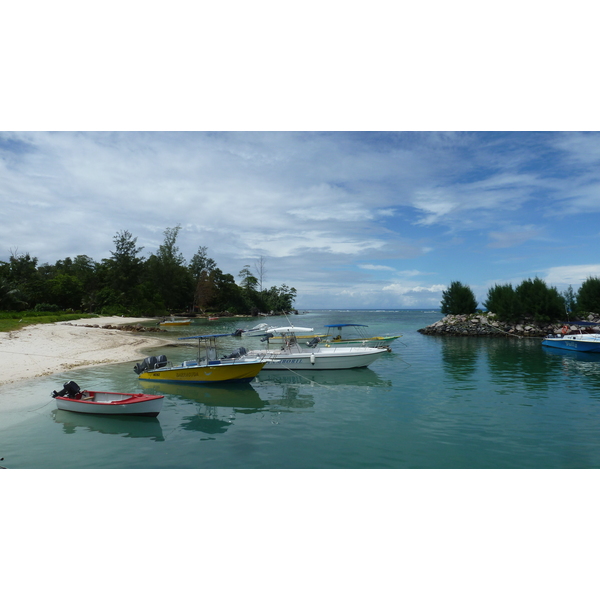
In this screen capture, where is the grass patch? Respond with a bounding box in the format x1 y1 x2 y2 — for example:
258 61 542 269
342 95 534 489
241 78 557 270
0 312 97 333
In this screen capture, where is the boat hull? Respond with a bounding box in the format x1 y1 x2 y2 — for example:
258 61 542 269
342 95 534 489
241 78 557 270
253 347 388 370
138 360 266 383
541 336 600 353
56 392 164 417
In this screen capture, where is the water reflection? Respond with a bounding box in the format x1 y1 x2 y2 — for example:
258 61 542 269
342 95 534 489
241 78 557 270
437 336 600 400
256 368 390 387
139 380 264 410
438 337 480 382
52 409 165 441
140 381 267 437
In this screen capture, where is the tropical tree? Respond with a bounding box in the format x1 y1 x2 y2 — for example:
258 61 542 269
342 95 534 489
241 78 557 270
561 285 577 320
146 225 193 311
440 281 478 315
576 276 600 314
514 277 564 322
106 230 145 295
484 283 521 321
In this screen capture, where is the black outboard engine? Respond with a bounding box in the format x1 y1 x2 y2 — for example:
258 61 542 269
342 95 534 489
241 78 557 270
224 347 247 359
134 355 166 375
260 333 274 342
52 380 81 398
306 337 321 348
232 329 244 337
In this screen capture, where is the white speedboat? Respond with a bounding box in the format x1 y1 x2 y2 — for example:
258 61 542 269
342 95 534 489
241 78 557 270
542 332 600 353
234 323 322 340
246 327 388 370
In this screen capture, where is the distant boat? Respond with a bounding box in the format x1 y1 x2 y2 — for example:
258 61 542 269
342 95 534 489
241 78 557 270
134 334 267 384
246 327 388 370
52 381 164 417
323 323 401 348
159 317 192 327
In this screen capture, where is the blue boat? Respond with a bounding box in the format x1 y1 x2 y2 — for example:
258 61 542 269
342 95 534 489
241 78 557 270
541 332 600 353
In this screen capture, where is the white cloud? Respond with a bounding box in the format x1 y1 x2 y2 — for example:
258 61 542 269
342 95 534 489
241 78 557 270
544 264 600 286
359 264 396 271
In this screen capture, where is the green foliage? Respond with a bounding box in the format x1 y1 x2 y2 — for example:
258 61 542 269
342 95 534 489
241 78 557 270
561 285 577 319
516 277 564 322
34 303 60 312
484 283 520 321
485 277 564 322
440 281 478 315
0 228 297 316
576 276 600 314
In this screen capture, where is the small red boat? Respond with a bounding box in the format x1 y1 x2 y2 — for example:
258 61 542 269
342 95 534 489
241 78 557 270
52 381 164 417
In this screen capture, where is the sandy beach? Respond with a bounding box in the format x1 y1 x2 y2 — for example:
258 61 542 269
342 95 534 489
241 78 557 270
0 316 171 387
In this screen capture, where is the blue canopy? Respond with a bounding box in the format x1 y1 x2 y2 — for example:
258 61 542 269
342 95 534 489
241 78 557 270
325 324 368 328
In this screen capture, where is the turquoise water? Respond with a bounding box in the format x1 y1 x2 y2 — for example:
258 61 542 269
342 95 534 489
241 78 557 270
3 309 600 469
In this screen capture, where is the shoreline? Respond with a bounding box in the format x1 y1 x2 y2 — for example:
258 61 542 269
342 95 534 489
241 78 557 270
0 316 172 388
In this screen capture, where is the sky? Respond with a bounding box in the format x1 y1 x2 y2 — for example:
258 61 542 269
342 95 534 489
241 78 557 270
1 131 600 309
2 3 599 310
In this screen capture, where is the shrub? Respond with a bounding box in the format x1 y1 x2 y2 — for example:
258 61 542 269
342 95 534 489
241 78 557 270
34 303 60 312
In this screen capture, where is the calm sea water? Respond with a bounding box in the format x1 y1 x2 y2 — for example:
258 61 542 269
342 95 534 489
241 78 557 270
3 309 600 469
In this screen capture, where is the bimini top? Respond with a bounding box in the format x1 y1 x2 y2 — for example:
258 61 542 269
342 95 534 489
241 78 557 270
325 324 368 328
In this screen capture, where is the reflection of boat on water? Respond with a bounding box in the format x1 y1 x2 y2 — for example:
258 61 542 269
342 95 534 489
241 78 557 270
52 410 165 441
139 380 265 409
542 345 600 362
255 367 391 387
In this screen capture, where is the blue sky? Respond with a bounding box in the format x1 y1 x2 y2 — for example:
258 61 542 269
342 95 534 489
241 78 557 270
1 131 599 309
2 3 599 309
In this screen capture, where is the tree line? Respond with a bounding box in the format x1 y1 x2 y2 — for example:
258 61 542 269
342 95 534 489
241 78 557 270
441 276 600 322
0 226 297 316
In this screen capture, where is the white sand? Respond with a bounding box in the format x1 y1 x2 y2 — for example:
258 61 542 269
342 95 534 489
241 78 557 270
0 316 171 387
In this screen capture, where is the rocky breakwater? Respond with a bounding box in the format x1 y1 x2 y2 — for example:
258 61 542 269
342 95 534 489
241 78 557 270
418 313 600 338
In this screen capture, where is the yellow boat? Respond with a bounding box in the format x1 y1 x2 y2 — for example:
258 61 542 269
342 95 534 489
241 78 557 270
134 334 267 384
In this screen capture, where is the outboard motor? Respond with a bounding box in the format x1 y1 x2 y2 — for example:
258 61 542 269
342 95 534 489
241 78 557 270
232 329 244 337
134 355 163 375
306 337 321 348
155 355 168 368
52 380 81 398
224 347 247 359
260 333 274 342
